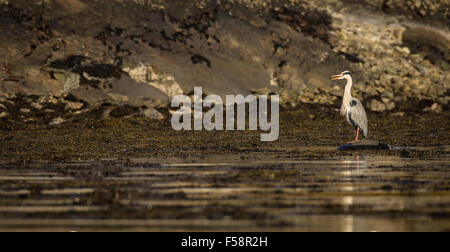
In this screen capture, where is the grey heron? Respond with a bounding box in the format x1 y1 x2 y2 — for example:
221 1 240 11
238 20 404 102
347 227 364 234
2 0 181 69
331 71 368 143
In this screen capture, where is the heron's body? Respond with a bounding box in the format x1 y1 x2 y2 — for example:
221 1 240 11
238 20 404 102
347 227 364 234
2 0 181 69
332 71 368 142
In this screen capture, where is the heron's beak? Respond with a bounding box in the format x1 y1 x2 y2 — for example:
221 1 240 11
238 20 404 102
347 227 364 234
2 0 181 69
331 74 343 80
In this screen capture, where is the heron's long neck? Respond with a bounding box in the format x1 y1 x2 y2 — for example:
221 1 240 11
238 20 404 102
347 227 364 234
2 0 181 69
343 77 353 106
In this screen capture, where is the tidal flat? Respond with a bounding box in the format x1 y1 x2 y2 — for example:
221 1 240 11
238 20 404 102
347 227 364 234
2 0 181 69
0 108 448 231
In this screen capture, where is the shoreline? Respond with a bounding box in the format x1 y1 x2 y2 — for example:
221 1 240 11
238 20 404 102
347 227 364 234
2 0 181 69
0 107 448 162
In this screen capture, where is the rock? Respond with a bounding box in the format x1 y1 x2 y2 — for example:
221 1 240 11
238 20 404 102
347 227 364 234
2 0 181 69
123 65 184 98
423 103 443 113
20 108 31 113
0 111 8 118
0 103 7 110
23 97 34 104
330 86 343 97
62 73 81 94
110 74 170 104
0 0 447 111
392 112 405 117
437 97 448 105
102 107 114 118
44 109 56 113
386 102 396 111
65 102 84 110
124 113 139 119
394 96 403 102
338 140 391 151
141 108 164 120
30 102 43 110
369 99 387 112
381 97 391 104
5 100 15 106
46 96 59 105
49 117 65 126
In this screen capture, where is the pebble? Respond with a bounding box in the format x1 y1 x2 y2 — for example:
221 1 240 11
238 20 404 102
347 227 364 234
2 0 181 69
392 112 405 117
0 111 8 118
65 102 84 110
20 108 31 113
48 97 59 104
142 108 164 120
423 103 443 113
30 102 43 110
102 108 114 118
369 99 386 112
49 117 65 126
386 102 396 111
381 98 391 104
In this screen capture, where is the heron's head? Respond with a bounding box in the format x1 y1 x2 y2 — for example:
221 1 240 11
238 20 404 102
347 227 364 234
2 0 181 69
331 71 352 81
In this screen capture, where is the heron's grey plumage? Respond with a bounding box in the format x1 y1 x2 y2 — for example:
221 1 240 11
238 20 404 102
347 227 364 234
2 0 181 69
346 99 368 138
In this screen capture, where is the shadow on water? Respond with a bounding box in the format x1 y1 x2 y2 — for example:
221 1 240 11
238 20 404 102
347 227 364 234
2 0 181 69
0 147 449 232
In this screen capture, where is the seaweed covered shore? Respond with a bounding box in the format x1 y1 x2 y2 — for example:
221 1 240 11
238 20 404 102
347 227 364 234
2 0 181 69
0 104 448 162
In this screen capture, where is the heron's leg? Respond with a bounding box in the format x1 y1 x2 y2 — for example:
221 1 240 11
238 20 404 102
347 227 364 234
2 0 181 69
355 127 360 142
348 128 360 143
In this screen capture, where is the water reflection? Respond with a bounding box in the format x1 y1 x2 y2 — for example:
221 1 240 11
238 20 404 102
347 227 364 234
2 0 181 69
0 151 449 232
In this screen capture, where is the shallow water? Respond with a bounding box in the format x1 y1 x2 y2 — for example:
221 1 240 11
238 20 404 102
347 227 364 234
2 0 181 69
0 147 449 232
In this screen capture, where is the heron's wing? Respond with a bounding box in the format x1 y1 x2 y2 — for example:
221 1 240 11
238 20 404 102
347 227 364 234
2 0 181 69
348 99 368 137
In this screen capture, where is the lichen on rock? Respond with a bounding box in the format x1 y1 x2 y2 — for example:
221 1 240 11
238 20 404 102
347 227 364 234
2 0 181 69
123 64 184 98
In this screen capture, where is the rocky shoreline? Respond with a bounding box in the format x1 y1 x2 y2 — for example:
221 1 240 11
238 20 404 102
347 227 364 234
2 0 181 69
0 0 447 119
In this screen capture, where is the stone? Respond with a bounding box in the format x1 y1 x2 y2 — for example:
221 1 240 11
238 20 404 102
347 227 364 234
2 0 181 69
65 102 84 110
0 111 8 118
141 108 164 120
385 102 396 111
20 108 31 113
102 107 114 118
369 99 386 112
392 112 405 117
123 65 184 98
49 117 65 126
5 100 15 106
381 98 391 104
338 140 391 151
30 102 43 110
0 103 7 110
47 97 59 105
423 103 443 113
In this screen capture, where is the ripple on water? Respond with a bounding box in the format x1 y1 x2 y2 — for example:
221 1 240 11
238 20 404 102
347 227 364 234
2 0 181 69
0 151 449 232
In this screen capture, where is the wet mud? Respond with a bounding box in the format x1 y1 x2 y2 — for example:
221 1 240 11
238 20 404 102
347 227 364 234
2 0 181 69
0 108 449 231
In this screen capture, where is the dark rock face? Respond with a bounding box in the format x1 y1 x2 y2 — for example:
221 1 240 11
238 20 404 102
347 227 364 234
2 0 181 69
0 0 448 113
